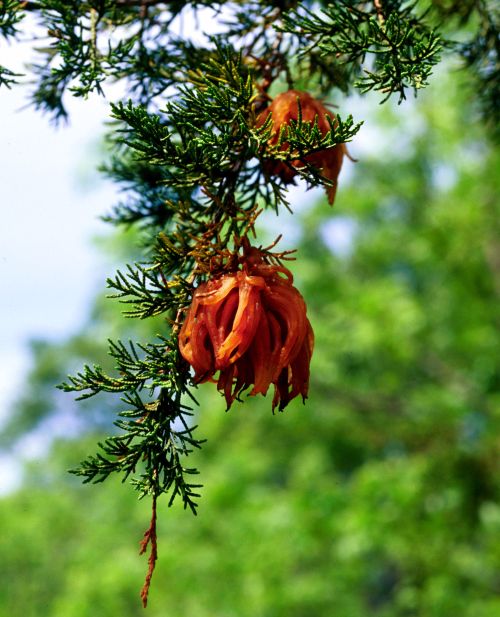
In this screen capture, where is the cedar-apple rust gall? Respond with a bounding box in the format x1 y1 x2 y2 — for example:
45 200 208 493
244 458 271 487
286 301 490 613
178 241 314 411
257 89 353 205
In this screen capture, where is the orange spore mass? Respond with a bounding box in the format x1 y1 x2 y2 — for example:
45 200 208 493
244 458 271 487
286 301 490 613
257 89 348 205
178 251 314 411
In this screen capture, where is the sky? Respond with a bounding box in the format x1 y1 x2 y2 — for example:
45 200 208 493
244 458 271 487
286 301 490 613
0 76 117 411
0 34 123 490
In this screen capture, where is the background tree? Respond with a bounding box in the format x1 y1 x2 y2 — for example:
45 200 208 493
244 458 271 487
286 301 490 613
2 70 499 616
1 0 499 608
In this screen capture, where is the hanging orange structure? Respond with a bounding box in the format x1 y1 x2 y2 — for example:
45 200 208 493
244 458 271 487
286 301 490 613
258 89 349 205
178 245 314 411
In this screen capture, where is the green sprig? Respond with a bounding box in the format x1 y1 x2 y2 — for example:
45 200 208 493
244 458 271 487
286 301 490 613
281 0 442 102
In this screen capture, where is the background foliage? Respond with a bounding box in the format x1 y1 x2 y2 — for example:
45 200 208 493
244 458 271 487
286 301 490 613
2 0 499 537
1 61 499 615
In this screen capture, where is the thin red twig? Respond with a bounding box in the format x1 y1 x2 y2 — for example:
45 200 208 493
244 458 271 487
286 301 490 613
139 495 158 608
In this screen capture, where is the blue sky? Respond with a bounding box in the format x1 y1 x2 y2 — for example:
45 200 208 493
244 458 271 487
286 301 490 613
0 79 117 413
0 37 122 489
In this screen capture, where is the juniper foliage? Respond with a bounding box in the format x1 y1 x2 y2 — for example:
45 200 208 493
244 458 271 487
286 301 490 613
281 1 443 102
2 0 499 604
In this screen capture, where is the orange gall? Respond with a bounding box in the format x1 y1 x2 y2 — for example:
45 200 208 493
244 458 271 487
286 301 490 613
257 89 349 205
178 247 314 411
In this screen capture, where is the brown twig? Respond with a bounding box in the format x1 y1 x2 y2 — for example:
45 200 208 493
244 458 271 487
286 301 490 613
139 494 158 608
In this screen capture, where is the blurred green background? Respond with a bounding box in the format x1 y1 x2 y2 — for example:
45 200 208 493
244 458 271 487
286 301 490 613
1 67 499 616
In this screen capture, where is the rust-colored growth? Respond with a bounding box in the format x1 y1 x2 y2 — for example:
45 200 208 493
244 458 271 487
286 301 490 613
257 89 348 205
178 245 314 411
